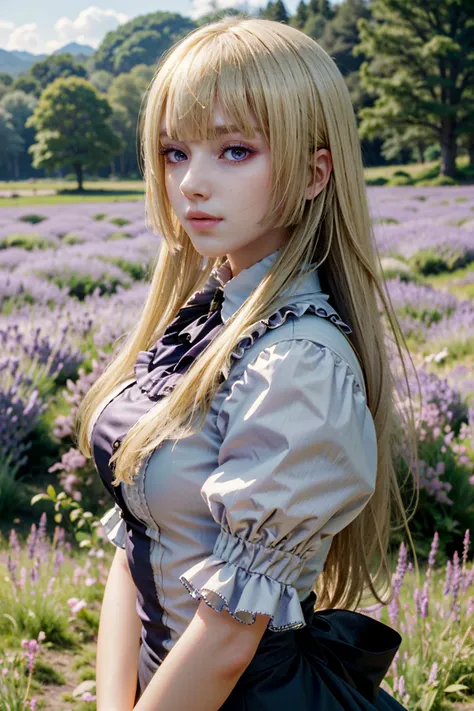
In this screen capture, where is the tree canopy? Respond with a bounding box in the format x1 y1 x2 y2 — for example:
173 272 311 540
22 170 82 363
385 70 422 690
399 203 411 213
92 12 196 75
26 76 121 190
355 0 474 177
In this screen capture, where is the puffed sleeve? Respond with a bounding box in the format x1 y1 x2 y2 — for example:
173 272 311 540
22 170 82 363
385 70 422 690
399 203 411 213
178 339 378 630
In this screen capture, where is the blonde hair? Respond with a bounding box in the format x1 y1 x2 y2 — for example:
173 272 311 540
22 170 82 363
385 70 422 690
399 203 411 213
76 16 421 610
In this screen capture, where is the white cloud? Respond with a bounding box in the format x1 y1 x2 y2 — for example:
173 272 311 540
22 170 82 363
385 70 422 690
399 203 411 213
0 7 129 56
53 6 129 49
0 21 43 53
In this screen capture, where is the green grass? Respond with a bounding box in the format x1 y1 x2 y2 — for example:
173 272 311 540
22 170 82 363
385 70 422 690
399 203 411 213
0 193 144 207
0 179 145 207
0 179 145 192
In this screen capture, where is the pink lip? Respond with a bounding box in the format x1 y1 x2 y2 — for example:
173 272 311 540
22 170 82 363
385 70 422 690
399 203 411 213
187 217 223 230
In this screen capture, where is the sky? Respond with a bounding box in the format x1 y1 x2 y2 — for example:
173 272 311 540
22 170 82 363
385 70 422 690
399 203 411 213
0 0 303 55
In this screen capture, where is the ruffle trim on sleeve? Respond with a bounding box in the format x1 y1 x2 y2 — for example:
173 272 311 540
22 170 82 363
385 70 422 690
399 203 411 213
224 296 352 377
178 529 307 631
99 503 126 549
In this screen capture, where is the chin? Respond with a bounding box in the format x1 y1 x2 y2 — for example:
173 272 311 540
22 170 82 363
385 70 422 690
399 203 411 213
188 239 229 260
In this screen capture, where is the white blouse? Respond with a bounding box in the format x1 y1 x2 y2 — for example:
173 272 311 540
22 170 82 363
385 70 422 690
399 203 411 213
94 248 377 654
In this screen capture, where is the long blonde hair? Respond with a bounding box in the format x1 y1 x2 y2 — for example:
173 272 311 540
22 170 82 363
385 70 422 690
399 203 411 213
76 16 421 610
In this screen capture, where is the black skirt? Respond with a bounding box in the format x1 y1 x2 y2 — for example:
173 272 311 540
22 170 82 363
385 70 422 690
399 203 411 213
135 591 406 710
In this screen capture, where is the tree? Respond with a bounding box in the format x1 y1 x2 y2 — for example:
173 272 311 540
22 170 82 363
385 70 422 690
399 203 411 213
11 76 41 97
107 65 154 176
0 73 13 87
0 90 37 177
29 53 88 92
264 0 289 22
308 0 333 20
92 12 196 75
293 1 308 29
355 0 474 178
89 69 114 94
0 108 23 174
26 77 122 191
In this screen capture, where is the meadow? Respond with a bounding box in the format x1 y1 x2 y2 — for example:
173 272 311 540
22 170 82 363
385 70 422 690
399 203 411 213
0 184 473 709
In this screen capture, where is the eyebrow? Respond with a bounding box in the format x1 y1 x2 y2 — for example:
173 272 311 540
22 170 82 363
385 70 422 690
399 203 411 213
159 125 261 138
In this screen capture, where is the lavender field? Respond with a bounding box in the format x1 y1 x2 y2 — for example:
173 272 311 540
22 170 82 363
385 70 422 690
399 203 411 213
1 185 474 710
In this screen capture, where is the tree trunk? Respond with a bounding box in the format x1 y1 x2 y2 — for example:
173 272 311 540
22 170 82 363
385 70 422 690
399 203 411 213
74 162 84 192
13 153 20 179
469 132 474 168
440 119 457 177
417 141 425 164
120 151 125 177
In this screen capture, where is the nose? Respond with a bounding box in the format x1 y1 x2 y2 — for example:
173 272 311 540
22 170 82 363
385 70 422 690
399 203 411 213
179 155 212 200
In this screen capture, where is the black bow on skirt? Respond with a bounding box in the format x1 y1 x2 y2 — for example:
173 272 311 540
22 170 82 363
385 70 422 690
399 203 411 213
220 591 406 711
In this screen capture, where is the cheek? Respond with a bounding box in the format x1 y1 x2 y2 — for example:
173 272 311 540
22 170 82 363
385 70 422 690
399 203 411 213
233 163 272 207
164 172 180 204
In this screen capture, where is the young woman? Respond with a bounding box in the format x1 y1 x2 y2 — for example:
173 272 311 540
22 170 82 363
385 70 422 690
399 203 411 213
76 16 419 711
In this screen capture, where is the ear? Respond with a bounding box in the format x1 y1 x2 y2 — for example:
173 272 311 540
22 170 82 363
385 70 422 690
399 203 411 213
306 148 332 201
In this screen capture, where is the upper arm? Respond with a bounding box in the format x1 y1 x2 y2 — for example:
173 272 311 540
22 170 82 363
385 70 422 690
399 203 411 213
113 544 131 574
194 599 271 670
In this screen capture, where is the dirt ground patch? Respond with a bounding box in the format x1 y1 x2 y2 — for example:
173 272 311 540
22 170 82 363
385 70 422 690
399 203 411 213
33 643 96 710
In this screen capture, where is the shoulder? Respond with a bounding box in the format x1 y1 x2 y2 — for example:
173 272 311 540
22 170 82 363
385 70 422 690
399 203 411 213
223 313 366 399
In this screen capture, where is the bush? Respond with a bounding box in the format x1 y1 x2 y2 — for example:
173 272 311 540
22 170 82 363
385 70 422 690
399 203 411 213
429 175 457 186
0 233 56 251
423 145 441 161
416 175 457 187
410 247 473 276
92 213 107 221
62 233 85 245
414 163 441 181
458 164 474 180
392 170 411 178
365 176 389 186
109 217 131 227
388 175 414 186
18 213 47 225
51 272 129 300
100 256 150 281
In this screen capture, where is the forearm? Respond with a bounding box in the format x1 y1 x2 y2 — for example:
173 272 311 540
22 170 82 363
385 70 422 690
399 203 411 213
96 548 142 711
133 622 244 711
133 600 270 711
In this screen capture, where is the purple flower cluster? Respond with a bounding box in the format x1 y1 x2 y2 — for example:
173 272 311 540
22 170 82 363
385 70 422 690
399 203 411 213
0 354 45 473
358 528 473 706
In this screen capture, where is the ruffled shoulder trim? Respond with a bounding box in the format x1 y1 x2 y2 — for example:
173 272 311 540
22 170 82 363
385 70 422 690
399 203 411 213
227 295 351 369
99 503 126 549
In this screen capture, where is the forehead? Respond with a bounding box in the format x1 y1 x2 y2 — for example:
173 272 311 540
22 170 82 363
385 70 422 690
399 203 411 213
159 102 260 137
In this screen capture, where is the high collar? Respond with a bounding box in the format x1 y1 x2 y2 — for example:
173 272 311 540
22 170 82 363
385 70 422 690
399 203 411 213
209 248 323 323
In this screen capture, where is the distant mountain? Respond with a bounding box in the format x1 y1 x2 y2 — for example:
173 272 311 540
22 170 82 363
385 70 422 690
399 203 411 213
53 42 94 57
0 43 94 77
0 48 46 76
11 50 47 62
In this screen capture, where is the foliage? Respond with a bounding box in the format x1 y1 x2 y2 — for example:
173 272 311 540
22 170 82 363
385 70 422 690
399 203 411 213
361 532 474 710
91 12 196 75
28 53 88 93
0 633 45 710
26 77 122 191
17 213 47 225
0 233 56 250
0 107 23 166
355 0 474 177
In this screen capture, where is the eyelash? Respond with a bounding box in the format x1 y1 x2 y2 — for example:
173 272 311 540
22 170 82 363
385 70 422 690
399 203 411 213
158 142 256 166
